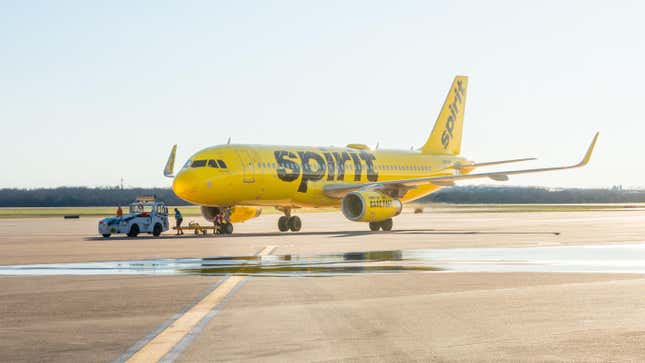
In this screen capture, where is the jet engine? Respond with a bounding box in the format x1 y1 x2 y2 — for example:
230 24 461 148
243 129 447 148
341 191 402 222
200 206 262 223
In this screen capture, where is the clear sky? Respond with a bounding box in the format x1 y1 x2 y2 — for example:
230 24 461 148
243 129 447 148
1 1 642 189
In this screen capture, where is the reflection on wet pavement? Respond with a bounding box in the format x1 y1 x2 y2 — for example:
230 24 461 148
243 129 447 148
2 244 645 276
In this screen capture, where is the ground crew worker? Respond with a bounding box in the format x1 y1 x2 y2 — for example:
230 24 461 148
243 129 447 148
116 206 123 217
214 213 223 234
174 208 184 235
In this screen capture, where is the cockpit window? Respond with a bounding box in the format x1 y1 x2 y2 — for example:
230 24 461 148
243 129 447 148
217 160 227 168
191 160 207 168
208 160 219 168
183 160 192 169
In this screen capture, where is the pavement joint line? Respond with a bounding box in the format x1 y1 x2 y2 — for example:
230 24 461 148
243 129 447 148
117 245 276 363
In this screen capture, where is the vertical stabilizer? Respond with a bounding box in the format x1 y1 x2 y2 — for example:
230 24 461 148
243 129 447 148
420 76 468 155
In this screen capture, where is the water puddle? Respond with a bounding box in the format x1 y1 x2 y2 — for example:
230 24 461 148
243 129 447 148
2 244 645 276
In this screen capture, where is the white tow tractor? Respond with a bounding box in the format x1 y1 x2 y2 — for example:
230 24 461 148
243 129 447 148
98 197 170 238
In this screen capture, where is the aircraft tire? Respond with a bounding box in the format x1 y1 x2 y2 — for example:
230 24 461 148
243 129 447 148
288 216 302 232
222 223 234 234
369 222 381 231
152 223 162 236
127 224 140 237
278 216 290 232
380 219 393 231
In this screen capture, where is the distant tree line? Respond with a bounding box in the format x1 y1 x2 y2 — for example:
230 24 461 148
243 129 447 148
421 185 645 204
0 187 190 207
1 185 645 207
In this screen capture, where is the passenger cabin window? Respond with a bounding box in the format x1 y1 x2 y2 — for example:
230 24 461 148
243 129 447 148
191 160 207 168
208 160 219 168
217 160 227 168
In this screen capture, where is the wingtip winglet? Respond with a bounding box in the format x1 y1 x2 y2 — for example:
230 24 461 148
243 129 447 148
579 132 599 166
164 144 177 177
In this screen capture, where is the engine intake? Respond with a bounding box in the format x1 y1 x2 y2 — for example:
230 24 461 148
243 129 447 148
341 191 402 222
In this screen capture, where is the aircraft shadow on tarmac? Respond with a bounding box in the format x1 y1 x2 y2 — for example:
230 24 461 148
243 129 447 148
84 229 560 241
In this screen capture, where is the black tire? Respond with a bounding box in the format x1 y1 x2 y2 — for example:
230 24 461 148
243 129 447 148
152 223 162 236
127 224 140 237
288 216 302 232
278 216 289 232
102 234 111 238
222 222 234 234
368 222 381 231
380 218 393 231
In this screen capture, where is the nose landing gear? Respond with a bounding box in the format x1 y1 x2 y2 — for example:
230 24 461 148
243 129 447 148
213 207 234 234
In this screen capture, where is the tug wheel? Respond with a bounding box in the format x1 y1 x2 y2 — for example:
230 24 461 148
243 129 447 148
152 223 162 236
127 224 140 237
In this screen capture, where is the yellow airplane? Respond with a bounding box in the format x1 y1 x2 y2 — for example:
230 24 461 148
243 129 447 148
166 76 599 234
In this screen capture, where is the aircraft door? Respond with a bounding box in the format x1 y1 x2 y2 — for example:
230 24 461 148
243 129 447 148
236 149 257 183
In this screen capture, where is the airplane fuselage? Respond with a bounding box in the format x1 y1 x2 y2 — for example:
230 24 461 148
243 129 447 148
172 144 473 208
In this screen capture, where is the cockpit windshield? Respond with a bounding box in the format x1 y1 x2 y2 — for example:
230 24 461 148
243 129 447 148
191 160 207 168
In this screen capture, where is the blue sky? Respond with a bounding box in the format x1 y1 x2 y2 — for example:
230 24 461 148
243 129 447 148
1 1 642 188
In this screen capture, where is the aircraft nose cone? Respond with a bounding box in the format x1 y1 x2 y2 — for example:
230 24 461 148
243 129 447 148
172 172 195 202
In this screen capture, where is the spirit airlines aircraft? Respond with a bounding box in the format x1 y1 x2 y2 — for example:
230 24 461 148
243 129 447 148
165 76 598 234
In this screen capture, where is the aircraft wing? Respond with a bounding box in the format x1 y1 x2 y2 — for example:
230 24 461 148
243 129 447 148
453 157 536 170
324 133 598 199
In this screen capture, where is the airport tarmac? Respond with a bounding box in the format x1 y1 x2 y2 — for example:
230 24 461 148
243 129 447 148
1 208 645 362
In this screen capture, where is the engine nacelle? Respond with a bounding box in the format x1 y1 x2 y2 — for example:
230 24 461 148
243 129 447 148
200 206 262 223
341 191 402 222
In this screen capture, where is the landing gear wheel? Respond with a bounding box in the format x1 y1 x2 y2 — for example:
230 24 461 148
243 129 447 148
152 223 162 236
222 222 234 234
127 224 140 238
380 218 393 231
278 216 290 232
369 222 381 231
288 216 302 232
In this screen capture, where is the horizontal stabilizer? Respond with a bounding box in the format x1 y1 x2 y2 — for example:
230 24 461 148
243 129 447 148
488 174 509 181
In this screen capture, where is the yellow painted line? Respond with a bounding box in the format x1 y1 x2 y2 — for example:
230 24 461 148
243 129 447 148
125 246 275 363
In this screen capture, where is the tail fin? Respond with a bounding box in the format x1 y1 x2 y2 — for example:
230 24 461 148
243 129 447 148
420 75 468 155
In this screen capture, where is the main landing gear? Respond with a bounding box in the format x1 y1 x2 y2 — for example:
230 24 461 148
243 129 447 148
368 218 393 231
277 209 301 232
